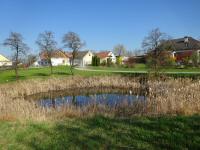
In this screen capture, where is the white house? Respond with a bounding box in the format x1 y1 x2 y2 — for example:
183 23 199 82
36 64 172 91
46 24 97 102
33 50 70 67
96 51 116 63
0 54 12 67
74 51 93 67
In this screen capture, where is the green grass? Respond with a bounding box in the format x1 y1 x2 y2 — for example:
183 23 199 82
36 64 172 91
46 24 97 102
0 64 200 84
0 66 112 83
0 115 199 150
87 63 147 71
88 64 200 72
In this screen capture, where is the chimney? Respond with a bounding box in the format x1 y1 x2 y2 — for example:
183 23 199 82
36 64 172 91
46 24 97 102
184 36 189 47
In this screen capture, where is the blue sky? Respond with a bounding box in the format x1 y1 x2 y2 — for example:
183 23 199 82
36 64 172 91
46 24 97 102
0 0 200 56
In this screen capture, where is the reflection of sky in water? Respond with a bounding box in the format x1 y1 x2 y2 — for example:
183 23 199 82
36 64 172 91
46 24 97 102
38 93 146 108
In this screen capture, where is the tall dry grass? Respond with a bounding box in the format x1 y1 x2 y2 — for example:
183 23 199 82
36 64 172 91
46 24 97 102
0 76 199 121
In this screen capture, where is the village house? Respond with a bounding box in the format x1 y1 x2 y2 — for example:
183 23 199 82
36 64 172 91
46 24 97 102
33 50 70 67
0 54 12 67
74 51 93 67
96 51 116 63
167 36 200 63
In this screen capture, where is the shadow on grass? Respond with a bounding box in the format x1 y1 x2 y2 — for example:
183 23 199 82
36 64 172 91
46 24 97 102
8 75 26 81
14 115 200 150
32 73 49 77
32 72 71 77
54 72 72 76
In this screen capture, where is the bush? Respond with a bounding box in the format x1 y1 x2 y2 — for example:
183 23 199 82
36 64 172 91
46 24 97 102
146 50 176 69
101 60 107 66
124 57 135 68
92 56 100 66
107 58 112 67
190 52 200 67
116 56 123 65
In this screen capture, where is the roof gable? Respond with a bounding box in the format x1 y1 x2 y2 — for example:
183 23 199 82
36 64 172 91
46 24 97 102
0 54 10 62
75 51 90 59
40 50 69 60
96 51 112 59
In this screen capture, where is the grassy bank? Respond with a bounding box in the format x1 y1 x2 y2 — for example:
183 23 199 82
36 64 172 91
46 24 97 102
0 71 199 149
0 115 199 150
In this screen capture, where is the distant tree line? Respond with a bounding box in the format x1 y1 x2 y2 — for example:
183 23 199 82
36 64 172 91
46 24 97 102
2 31 84 79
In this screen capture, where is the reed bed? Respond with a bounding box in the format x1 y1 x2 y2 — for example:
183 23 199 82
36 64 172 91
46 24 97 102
0 76 199 121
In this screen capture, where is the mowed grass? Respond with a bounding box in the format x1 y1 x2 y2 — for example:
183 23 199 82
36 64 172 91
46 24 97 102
0 64 148 83
88 64 200 72
87 63 148 71
0 64 200 83
0 66 112 83
0 115 199 150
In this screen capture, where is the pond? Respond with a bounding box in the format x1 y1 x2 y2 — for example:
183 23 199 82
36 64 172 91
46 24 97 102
27 88 147 109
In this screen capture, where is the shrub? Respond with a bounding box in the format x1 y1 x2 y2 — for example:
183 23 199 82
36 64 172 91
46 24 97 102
190 52 200 67
116 56 123 65
146 50 176 69
124 57 135 68
101 60 107 66
107 58 112 67
92 56 100 66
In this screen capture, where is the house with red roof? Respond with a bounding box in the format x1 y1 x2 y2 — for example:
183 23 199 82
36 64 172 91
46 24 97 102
33 50 70 66
165 36 200 63
96 51 116 63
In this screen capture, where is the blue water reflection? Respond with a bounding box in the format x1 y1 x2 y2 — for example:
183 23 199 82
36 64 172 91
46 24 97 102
38 93 146 108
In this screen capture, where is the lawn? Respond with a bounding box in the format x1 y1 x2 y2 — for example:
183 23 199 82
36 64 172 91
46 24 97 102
87 63 147 71
0 66 112 83
87 63 200 73
0 64 200 83
0 115 199 150
0 66 200 149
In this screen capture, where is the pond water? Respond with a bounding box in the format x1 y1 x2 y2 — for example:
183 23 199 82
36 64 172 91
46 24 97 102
27 88 147 109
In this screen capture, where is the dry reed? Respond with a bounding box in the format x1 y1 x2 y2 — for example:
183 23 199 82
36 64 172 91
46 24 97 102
0 76 199 121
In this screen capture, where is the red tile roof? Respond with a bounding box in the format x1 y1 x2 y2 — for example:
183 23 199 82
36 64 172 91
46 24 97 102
40 50 70 60
96 51 111 59
65 52 72 58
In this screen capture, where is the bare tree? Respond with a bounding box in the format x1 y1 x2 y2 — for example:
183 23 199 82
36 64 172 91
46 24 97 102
143 28 176 72
113 44 126 56
142 28 165 51
3 32 29 80
62 32 85 75
26 54 37 67
142 28 167 71
36 31 57 74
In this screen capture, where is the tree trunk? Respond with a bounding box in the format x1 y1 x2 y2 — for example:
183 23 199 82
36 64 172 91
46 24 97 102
49 59 53 74
15 64 19 80
15 47 19 80
70 66 74 76
70 58 74 76
50 64 53 74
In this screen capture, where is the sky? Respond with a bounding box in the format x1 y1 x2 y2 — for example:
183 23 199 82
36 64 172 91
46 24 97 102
0 0 200 57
